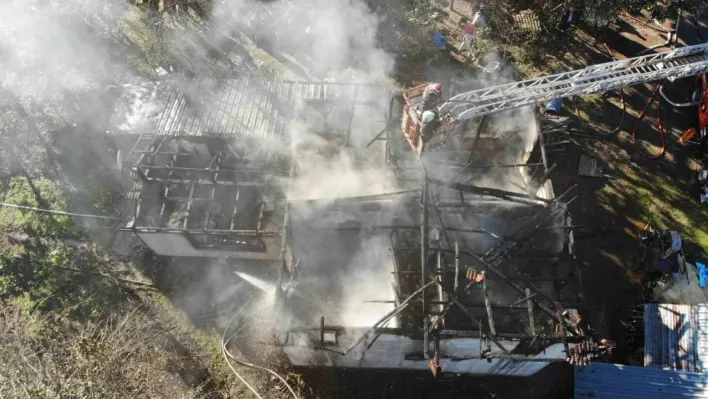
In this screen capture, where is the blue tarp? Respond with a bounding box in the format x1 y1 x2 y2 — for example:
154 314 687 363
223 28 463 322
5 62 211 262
433 32 448 49
697 262 708 288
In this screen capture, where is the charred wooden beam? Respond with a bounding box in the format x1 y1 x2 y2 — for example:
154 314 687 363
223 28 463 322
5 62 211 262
454 240 460 297
511 292 538 307
483 185 576 262
436 252 445 316
208 147 226 170
429 191 450 249
276 204 290 301
345 85 359 146
337 225 505 238
136 175 267 187
133 166 149 182
427 178 551 205
124 227 279 236
432 301 530 309
294 189 419 204
391 268 574 282
462 248 579 337
287 326 565 342
536 163 558 186
434 161 545 169
203 186 217 231
482 277 497 337
390 229 403 306
319 280 438 356
437 329 565 341
362 300 531 308
445 292 509 354
182 184 196 230
281 80 383 87
140 165 267 173
421 178 430 358
526 288 536 337
229 187 241 231
428 302 454 334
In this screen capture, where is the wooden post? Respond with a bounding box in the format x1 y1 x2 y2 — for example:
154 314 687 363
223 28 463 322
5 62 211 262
526 288 535 337
421 179 430 358
454 240 460 297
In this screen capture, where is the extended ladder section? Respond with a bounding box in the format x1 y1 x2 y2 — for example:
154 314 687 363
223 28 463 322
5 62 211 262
439 43 708 121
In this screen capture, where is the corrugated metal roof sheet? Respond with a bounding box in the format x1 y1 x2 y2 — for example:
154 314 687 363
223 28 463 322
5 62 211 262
644 303 708 372
575 362 708 398
153 77 390 140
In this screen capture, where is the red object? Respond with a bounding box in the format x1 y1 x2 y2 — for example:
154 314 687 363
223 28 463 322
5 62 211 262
632 84 666 159
696 74 708 132
463 22 477 35
429 82 443 94
466 268 485 282
429 353 441 377
680 128 696 143
634 74 707 157
680 74 708 143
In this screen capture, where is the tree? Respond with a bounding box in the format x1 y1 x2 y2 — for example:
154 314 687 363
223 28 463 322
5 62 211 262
576 0 708 27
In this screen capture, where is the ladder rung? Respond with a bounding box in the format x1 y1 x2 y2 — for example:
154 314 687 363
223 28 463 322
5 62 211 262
440 42 708 120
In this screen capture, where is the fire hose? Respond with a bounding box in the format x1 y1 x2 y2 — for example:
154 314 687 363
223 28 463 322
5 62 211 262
632 75 706 159
631 11 708 160
632 83 667 159
221 307 300 399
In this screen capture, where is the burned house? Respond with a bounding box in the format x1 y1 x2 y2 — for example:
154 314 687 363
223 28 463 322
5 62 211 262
120 75 390 262
123 135 288 259
275 103 595 377
118 72 595 379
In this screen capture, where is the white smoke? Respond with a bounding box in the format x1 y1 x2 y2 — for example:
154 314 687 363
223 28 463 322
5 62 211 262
0 0 126 101
209 0 394 79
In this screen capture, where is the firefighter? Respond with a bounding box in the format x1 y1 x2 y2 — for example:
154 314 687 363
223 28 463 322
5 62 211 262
421 82 443 111
458 17 477 55
420 110 440 143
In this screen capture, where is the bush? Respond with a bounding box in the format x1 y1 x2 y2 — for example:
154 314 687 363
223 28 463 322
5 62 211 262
0 177 73 238
0 242 130 317
0 303 207 399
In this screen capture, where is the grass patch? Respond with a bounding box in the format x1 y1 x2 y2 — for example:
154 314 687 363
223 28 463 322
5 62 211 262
608 175 708 263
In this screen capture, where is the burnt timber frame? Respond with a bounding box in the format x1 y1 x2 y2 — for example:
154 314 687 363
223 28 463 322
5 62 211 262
121 135 288 255
289 101 585 364
119 75 586 365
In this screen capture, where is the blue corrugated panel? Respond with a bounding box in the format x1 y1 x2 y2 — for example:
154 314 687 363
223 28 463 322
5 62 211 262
575 363 708 398
645 304 708 372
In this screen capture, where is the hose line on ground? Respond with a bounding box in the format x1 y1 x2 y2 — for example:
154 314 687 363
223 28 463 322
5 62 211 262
632 83 667 159
220 312 263 399
221 310 300 399
659 80 704 108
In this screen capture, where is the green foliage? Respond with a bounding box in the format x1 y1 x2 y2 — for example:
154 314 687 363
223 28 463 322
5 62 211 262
514 30 553 67
0 177 73 237
0 238 126 323
576 0 708 27
644 0 708 21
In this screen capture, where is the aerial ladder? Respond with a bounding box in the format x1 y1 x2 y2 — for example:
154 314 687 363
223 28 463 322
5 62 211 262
397 42 708 155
